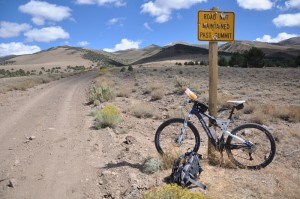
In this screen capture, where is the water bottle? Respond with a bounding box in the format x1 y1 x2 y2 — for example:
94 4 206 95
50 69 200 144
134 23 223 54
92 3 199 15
184 87 197 100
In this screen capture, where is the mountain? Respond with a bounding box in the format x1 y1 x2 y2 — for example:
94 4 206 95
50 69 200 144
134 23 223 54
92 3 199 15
219 37 300 58
2 37 299 68
277 37 300 47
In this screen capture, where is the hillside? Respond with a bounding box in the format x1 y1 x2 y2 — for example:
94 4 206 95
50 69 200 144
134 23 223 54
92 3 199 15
1 46 124 70
219 37 300 58
113 45 162 64
133 44 210 64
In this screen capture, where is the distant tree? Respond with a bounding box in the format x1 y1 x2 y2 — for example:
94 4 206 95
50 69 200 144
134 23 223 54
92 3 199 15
120 67 126 72
295 53 300 67
218 56 228 66
243 47 265 68
229 52 244 67
188 61 195 65
128 65 133 71
200 60 206 65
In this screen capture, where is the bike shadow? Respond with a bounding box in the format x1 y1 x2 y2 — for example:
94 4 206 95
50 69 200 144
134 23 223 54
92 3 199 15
102 161 144 172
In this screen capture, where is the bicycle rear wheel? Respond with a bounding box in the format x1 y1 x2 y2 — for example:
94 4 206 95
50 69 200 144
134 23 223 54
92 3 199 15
226 123 276 169
155 118 200 155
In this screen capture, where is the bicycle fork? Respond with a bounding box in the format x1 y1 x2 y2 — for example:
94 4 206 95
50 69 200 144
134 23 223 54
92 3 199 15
175 113 192 145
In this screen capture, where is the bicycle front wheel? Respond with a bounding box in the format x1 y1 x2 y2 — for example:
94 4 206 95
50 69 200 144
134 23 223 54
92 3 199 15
226 123 276 169
155 118 200 155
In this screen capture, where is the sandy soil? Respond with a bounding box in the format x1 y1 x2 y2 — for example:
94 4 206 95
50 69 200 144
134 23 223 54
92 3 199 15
0 65 299 199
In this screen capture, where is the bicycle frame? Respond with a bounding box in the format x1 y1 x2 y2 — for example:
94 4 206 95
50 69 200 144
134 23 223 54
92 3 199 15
182 102 251 149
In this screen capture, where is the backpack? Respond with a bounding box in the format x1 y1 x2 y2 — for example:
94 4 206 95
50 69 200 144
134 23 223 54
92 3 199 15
170 151 207 190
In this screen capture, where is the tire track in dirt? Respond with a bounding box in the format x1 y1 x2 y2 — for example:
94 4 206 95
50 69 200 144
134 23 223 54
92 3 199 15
0 71 98 199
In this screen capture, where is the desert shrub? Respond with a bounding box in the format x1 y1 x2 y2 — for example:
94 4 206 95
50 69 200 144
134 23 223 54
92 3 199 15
89 85 116 103
144 82 162 94
174 76 201 95
99 68 110 73
120 67 126 72
117 87 131 98
150 88 164 101
130 103 157 119
263 105 300 123
140 184 206 199
249 111 267 125
95 105 120 129
142 157 162 174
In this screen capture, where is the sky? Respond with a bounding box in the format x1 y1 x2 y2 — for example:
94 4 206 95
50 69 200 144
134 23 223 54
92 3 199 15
0 0 300 56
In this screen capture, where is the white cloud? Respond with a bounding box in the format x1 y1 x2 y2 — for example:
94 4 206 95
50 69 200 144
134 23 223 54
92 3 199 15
24 26 70 42
144 22 153 31
273 13 300 27
256 32 299 42
237 0 273 10
285 0 300 9
0 21 31 38
141 0 207 23
106 17 125 27
77 41 89 46
19 0 72 25
103 38 141 52
0 42 41 56
76 0 126 7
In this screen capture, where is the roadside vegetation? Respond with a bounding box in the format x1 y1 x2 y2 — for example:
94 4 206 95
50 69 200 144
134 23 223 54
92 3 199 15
141 184 207 199
0 65 89 93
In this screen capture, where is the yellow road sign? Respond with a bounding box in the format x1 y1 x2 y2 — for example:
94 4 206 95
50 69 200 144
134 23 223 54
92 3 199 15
198 10 235 41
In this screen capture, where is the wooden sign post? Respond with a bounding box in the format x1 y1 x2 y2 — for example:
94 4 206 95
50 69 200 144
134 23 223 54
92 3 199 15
198 7 235 159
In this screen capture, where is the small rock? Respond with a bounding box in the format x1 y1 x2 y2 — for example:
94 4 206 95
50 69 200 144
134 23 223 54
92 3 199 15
29 136 36 140
7 179 17 188
124 136 136 145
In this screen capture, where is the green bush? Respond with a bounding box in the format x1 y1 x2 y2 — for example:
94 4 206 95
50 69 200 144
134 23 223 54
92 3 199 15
140 184 206 199
95 105 120 129
128 65 133 71
89 85 116 103
120 67 126 72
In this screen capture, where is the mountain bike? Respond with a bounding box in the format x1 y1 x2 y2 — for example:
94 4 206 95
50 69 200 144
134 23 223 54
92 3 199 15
155 89 276 170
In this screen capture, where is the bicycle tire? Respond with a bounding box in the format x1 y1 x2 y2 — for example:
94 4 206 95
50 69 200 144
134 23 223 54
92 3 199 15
226 123 276 170
155 118 200 155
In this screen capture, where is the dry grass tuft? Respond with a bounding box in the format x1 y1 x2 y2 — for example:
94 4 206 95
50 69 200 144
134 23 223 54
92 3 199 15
130 103 158 119
140 184 206 199
144 82 163 94
174 75 201 95
150 88 164 101
116 87 131 98
249 110 267 125
159 150 182 170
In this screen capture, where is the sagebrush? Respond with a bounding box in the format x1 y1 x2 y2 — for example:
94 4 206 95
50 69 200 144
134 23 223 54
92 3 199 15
95 105 120 129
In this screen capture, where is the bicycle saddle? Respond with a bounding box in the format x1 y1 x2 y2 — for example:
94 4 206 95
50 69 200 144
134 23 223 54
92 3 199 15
227 100 245 105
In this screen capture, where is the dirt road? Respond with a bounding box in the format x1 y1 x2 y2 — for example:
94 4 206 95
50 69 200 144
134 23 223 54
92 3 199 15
0 71 98 199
